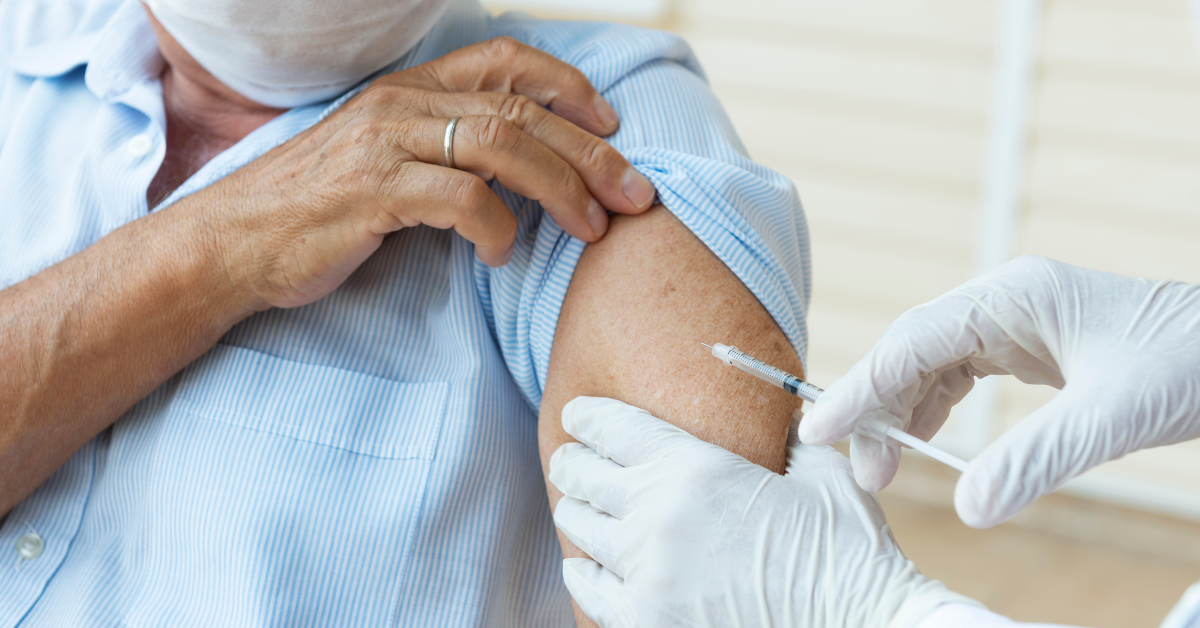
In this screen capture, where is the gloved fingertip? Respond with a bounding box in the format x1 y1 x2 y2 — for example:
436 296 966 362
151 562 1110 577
562 557 595 578
562 558 618 628
797 407 850 446
549 443 567 471
795 417 826 445
853 467 891 494
953 468 1012 529
561 558 607 605
549 441 586 473
803 390 879 446
849 433 901 493
561 397 582 432
953 483 996 529
850 452 898 493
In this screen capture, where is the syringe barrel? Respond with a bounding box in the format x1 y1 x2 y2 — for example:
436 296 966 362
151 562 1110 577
711 343 823 403
788 380 823 404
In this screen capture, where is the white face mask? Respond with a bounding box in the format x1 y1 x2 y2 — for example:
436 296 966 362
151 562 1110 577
144 0 452 108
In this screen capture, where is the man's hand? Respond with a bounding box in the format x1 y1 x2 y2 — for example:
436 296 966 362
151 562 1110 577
548 396 974 628
191 36 656 310
0 36 655 516
799 255 1200 528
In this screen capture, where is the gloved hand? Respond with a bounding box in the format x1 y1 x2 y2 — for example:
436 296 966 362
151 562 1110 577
548 396 976 628
798 255 1200 528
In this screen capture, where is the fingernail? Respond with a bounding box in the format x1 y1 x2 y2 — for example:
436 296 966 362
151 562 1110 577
622 167 655 208
587 197 609 238
593 93 619 131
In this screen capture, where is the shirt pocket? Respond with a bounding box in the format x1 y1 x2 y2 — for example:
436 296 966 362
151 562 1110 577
121 343 448 627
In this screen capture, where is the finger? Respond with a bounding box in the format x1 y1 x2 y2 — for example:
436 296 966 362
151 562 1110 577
561 397 702 467
785 443 854 479
907 364 977 442
799 295 986 446
401 114 610 242
849 416 903 494
398 36 620 136
381 161 517 266
421 91 654 215
786 444 883 512
554 496 630 579
954 385 1132 528
562 558 632 628
548 441 653 518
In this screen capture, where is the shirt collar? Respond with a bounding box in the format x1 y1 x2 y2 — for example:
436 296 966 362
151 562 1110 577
84 0 164 101
5 0 162 101
4 32 100 78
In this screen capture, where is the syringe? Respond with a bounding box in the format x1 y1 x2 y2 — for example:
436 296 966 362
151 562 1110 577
701 342 969 472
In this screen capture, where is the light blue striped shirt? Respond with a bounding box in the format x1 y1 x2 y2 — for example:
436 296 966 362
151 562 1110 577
0 0 810 625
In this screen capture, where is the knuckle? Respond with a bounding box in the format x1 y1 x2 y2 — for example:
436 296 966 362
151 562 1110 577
379 159 418 195
354 82 397 109
350 82 424 115
497 93 537 123
448 175 490 210
554 163 581 196
475 115 522 154
577 135 619 171
482 36 522 62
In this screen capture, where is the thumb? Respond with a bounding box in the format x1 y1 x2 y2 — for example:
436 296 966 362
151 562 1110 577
848 409 904 493
954 386 1129 528
562 557 632 628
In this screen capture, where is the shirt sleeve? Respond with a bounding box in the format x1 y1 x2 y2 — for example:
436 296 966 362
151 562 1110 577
475 16 812 412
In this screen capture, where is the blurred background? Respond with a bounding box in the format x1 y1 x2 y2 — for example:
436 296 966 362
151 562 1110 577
483 0 1200 625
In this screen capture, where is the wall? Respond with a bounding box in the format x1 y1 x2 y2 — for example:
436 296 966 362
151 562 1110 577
667 0 1200 521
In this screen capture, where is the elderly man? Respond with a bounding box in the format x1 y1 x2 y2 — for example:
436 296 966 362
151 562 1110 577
0 0 812 625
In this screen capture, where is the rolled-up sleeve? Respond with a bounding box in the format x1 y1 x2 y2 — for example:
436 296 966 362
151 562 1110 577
476 17 812 411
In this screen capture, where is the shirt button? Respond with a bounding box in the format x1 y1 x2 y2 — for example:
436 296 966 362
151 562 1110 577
127 134 154 158
16 533 44 560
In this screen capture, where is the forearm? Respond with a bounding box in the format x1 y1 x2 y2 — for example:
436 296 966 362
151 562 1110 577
539 205 804 626
0 200 251 515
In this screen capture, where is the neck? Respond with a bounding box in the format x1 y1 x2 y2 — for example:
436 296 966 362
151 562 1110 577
162 63 284 145
147 64 285 208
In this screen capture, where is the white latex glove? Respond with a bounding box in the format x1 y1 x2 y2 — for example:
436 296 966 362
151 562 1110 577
798 255 1200 528
548 396 977 628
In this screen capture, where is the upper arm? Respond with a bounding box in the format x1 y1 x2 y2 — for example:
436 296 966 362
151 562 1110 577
538 204 804 625
475 20 811 625
539 204 803 473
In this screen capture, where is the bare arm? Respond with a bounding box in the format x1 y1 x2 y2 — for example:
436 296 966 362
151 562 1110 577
0 206 249 517
539 204 805 627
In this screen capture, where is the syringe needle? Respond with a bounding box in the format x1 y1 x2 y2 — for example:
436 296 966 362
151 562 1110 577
699 342 713 349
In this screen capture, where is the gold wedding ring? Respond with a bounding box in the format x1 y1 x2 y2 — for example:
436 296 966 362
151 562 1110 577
443 116 460 169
